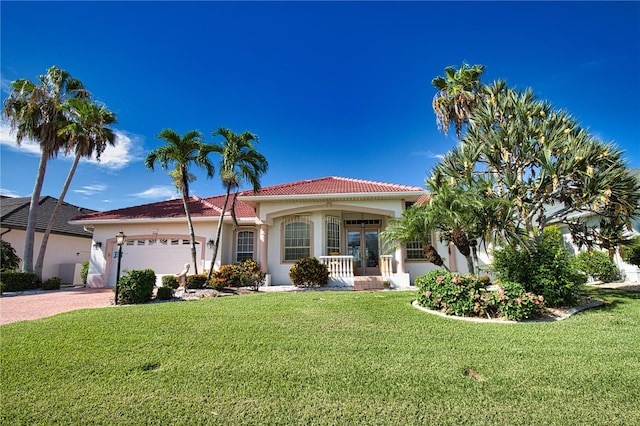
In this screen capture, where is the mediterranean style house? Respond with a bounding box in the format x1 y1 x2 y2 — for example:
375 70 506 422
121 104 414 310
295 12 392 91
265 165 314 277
69 176 469 289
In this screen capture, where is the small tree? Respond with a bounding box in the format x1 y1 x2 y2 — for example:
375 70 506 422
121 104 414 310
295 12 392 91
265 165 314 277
1 240 21 271
623 236 640 267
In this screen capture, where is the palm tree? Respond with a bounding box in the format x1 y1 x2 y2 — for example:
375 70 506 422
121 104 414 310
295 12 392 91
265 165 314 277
206 128 268 280
424 178 481 274
432 63 485 138
34 97 117 277
145 129 214 274
380 205 449 270
2 66 87 273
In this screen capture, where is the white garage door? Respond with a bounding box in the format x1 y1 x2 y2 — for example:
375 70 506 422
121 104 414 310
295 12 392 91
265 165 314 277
109 237 197 285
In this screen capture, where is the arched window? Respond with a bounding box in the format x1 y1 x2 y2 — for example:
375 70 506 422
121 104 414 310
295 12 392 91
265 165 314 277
282 215 312 261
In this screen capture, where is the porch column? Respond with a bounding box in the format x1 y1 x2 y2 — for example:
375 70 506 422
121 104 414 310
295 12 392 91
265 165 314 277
395 246 405 274
259 225 268 273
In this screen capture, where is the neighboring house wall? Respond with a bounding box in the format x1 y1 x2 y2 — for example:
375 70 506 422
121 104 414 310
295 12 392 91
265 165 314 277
1 229 91 283
558 216 640 283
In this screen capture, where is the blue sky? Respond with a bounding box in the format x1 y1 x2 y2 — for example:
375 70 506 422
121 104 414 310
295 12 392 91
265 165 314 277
2 1 639 211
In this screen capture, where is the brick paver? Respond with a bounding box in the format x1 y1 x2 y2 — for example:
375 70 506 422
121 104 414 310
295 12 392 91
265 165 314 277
0 288 113 325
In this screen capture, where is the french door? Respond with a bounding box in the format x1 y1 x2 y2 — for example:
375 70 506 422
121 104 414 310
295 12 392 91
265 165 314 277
347 229 380 276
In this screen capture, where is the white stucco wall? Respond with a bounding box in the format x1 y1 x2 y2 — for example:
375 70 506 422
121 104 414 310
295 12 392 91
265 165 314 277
86 219 226 287
1 229 91 282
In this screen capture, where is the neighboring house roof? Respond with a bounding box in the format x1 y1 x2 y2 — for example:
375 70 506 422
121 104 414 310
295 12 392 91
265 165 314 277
1 196 96 238
70 177 426 223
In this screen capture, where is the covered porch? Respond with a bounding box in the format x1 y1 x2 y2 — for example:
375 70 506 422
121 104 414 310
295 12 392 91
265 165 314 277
318 254 411 289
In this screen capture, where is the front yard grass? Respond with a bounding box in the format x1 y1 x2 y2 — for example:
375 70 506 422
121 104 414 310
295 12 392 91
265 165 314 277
1 287 639 425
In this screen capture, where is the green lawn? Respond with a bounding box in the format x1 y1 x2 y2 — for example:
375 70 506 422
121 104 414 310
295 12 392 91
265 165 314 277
1 288 639 425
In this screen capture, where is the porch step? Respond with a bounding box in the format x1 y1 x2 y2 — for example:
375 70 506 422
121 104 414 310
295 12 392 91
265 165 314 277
354 276 384 291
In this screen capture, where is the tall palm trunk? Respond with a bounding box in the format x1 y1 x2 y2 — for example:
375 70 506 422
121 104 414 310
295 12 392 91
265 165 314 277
181 192 199 275
207 184 232 280
422 243 450 271
23 153 48 274
451 227 474 274
34 153 80 277
469 239 480 275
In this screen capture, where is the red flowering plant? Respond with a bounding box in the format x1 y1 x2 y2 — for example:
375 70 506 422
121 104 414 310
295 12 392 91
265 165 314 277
415 270 492 317
493 281 545 321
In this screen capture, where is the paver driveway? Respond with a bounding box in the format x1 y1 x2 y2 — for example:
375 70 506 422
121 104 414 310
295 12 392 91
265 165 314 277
0 288 113 325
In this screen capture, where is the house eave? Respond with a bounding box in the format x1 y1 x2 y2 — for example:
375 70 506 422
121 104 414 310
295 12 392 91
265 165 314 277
68 216 257 226
238 191 424 205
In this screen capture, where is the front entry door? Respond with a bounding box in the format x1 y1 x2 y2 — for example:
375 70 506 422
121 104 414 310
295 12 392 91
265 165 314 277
347 229 380 276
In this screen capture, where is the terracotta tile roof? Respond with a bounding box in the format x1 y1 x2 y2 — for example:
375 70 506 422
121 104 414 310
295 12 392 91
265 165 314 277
70 195 255 222
240 176 423 197
70 177 424 223
1 196 96 237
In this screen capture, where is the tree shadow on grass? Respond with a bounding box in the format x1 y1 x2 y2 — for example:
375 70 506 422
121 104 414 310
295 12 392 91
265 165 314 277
581 286 640 312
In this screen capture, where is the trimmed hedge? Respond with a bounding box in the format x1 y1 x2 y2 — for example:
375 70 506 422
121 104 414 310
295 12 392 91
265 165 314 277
0 271 40 293
162 275 179 289
156 286 174 300
289 257 329 287
117 269 156 304
42 276 62 290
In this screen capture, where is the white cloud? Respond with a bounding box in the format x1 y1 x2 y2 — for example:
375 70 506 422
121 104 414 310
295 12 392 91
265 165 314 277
73 184 108 196
0 122 41 155
81 130 145 171
130 185 177 200
0 123 145 171
1 76 13 95
0 188 23 197
411 150 445 160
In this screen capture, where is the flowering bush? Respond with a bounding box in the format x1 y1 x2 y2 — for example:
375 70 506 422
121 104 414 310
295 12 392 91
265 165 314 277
415 271 545 321
415 270 491 317
494 281 545 321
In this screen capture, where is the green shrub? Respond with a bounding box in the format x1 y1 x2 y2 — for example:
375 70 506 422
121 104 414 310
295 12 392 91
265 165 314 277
161 275 179 289
42 276 62 290
238 259 266 291
415 270 490 317
117 269 156 304
574 250 619 282
494 281 545 321
0 271 40 293
492 227 585 307
1 240 21 271
185 274 208 289
623 236 640 267
156 286 174 300
209 260 266 291
289 257 330 287
213 264 243 288
81 260 89 285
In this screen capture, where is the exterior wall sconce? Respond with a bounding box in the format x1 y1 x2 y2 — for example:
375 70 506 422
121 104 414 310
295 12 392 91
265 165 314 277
93 241 102 249
207 239 215 249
